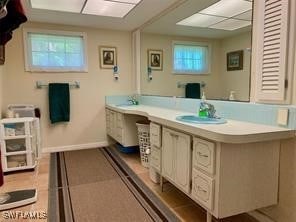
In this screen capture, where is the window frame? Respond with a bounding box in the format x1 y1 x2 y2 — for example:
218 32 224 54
23 28 88 73
172 41 211 75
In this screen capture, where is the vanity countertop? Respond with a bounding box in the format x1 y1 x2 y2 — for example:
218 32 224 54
106 104 295 143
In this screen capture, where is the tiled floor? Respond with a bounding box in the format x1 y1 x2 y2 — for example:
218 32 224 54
0 154 50 222
116 150 258 222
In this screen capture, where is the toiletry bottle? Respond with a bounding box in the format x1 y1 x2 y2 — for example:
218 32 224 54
229 91 235 101
199 92 207 117
201 91 206 100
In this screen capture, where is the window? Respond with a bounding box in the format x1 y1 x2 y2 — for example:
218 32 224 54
24 29 87 72
173 41 210 74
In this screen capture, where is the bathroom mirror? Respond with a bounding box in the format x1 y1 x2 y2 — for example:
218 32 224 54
140 0 253 102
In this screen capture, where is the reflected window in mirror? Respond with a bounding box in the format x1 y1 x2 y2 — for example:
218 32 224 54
173 41 210 75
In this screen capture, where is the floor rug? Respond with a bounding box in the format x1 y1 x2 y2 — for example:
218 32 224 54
48 148 179 222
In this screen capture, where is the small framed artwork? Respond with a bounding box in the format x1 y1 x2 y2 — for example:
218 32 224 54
0 45 5 65
148 49 163 71
227 50 243 71
99 46 117 69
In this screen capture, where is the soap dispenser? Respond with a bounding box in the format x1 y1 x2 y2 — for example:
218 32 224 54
201 91 206 100
199 92 207 117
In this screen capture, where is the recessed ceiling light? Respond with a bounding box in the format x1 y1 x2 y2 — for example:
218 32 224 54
209 18 251 30
177 13 226 27
30 0 85 13
82 0 136 18
233 10 252 21
200 0 252 18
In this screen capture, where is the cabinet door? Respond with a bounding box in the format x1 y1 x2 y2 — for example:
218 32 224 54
175 132 191 194
106 109 111 135
162 128 175 181
254 0 291 103
109 110 116 138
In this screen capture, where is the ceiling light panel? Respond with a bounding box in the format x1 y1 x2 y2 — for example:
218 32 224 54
209 18 251 30
30 0 85 13
200 0 252 18
233 10 252 21
177 13 226 28
83 0 136 18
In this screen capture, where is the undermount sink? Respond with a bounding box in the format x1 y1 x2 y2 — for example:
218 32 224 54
176 115 227 124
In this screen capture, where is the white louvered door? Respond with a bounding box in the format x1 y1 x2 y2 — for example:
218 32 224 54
255 0 290 102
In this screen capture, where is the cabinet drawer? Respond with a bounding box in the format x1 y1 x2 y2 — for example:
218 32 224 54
191 169 214 210
150 123 161 147
193 138 215 175
117 113 123 128
150 145 161 171
5 138 27 153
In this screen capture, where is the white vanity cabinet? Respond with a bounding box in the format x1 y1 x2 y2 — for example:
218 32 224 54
106 108 145 147
162 127 191 194
105 104 289 222
191 137 280 219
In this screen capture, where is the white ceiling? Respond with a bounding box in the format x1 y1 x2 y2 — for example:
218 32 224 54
142 0 253 39
23 0 180 31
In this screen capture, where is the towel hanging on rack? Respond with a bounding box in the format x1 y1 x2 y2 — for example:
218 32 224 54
48 83 70 124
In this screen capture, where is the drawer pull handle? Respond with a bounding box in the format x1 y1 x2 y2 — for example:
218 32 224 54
197 152 208 158
197 186 207 193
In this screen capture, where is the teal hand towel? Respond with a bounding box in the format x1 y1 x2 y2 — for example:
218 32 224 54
185 83 201 99
49 83 70 124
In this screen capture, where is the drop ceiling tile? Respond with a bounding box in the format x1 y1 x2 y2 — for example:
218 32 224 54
83 0 136 18
209 18 251 30
177 13 226 28
234 10 253 21
200 0 252 18
30 0 85 13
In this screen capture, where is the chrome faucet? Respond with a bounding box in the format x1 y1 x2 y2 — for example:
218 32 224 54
199 101 216 118
127 95 139 105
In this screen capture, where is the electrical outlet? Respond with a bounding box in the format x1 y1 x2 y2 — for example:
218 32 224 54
277 108 289 126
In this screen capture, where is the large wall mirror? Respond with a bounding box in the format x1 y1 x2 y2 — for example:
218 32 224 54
140 0 253 102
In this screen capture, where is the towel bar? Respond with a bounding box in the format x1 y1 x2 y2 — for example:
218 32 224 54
36 81 80 89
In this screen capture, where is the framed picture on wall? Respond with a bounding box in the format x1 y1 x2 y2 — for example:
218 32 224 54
0 45 5 65
148 49 163 71
99 46 117 69
227 50 243 71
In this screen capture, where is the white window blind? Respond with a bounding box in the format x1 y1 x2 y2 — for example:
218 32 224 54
173 42 210 74
24 29 87 72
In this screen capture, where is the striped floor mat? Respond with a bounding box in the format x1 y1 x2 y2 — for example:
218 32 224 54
48 147 179 222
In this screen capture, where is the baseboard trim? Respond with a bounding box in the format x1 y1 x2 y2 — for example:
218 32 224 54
42 141 109 153
248 210 276 222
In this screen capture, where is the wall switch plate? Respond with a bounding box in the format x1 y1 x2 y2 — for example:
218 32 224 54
277 108 289 126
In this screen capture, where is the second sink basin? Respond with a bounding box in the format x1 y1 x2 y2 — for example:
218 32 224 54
176 115 227 124
116 103 136 107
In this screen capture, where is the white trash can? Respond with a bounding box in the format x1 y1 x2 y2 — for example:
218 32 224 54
136 120 150 168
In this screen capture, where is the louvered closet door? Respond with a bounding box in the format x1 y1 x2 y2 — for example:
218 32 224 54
256 0 289 102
